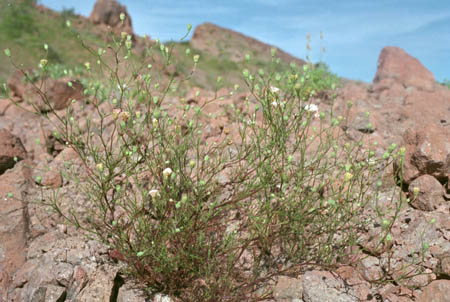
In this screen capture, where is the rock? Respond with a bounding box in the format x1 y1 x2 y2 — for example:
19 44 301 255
378 284 416 302
89 0 134 37
41 170 63 188
32 156 63 188
401 127 450 184
68 266 89 299
44 78 84 111
351 111 375 134
335 48 450 166
15 258 74 301
0 98 13 116
44 284 67 302
408 175 445 211
0 129 27 174
273 276 303 302
153 294 174 302
335 266 372 301
373 46 435 91
359 256 383 281
6 72 84 112
76 265 120 301
417 280 450 302
191 23 305 66
54 147 81 165
302 271 358 302
117 283 147 302
11 227 118 301
0 161 32 302
7 69 39 102
439 255 450 277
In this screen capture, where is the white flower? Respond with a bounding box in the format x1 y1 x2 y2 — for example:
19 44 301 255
149 189 160 198
270 86 280 93
304 104 318 112
304 104 319 118
272 101 286 107
163 167 173 178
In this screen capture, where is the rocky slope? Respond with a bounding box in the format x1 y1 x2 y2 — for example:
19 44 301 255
191 22 305 66
0 1 449 301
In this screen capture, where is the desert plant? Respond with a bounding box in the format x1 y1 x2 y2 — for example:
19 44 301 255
5 21 424 301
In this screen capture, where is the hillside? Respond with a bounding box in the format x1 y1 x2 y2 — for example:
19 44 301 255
191 22 305 66
0 0 108 83
0 0 335 94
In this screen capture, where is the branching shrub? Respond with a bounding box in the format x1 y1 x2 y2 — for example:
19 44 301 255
5 22 420 301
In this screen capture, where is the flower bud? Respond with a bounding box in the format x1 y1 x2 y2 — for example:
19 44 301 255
189 160 196 168
344 172 353 182
4 48 11 57
181 193 188 203
193 54 200 63
271 48 276 57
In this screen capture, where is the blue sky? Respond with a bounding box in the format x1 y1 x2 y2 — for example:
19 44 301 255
39 0 450 83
